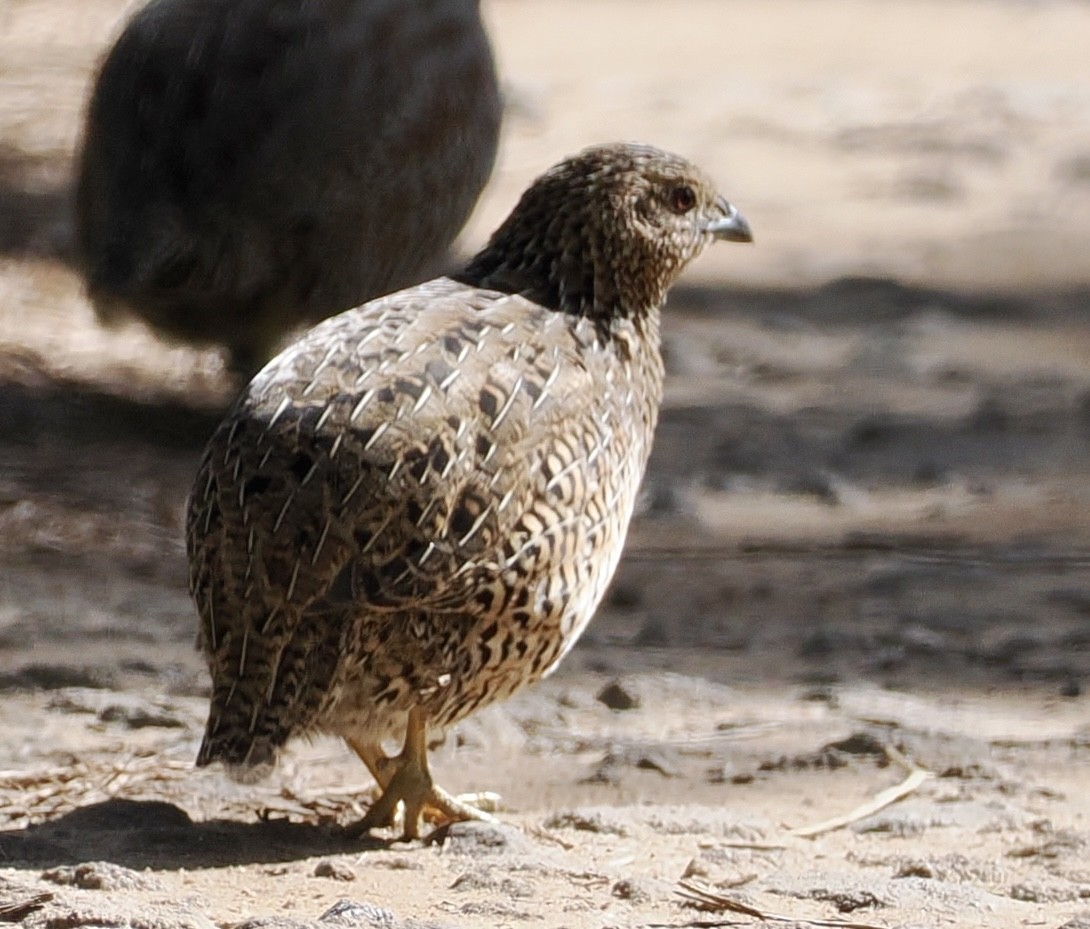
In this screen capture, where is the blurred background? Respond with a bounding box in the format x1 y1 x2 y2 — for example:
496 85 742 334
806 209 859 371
1 4 1089 924
1 0 1088 792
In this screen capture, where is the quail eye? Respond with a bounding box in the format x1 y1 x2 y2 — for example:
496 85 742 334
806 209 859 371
669 184 697 214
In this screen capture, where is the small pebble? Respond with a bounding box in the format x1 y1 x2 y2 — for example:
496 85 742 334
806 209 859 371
313 861 356 882
597 681 640 711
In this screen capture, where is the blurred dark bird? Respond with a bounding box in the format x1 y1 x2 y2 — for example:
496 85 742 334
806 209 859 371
186 142 752 837
75 0 501 375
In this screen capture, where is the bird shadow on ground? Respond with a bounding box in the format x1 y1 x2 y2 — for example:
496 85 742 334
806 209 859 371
670 276 1090 325
3 275 1089 526
0 145 75 263
0 372 224 454
0 798 386 870
0 373 223 527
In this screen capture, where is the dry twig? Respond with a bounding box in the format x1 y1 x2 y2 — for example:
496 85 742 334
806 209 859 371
717 841 790 851
527 824 577 850
0 892 53 922
789 748 933 839
676 879 887 929
0 755 193 828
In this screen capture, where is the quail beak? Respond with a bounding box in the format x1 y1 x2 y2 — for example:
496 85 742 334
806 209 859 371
705 196 753 243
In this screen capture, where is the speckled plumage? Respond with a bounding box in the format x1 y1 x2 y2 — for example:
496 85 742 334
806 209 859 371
186 142 752 833
76 0 500 374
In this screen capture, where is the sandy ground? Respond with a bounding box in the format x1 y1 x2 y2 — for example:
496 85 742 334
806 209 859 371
2 1 1090 927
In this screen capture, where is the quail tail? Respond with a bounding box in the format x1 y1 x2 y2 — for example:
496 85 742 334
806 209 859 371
195 612 344 782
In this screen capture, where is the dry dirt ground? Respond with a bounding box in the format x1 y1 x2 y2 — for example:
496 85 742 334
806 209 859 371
2 1 1090 927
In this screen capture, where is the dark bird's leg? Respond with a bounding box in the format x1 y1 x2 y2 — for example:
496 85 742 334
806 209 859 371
347 707 494 840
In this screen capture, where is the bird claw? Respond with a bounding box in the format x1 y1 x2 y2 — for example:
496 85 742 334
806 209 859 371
345 707 500 840
348 782 496 841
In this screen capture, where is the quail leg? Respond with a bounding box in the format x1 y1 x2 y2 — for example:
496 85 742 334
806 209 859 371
346 738 397 790
346 707 495 840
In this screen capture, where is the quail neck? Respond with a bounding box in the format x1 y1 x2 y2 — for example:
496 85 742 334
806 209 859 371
461 143 748 330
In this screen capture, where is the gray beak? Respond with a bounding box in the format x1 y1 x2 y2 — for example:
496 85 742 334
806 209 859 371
705 196 753 243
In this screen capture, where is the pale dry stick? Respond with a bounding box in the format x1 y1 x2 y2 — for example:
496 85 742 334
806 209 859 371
0 756 195 827
716 841 791 851
0 782 100 827
706 721 789 743
565 871 614 888
661 721 789 748
0 892 54 921
526 824 577 850
533 720 786 750
0 763 91 787
256 788 368 824
881 742 919 775
789 747 933 839
720 873 758 889
0 768 61 784
675 878 888 929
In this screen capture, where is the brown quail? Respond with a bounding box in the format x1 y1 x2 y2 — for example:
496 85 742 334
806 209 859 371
187 142 752 837
75 0 500 375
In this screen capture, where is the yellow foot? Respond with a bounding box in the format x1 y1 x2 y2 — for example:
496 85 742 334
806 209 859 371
352 778 496 840
344 708 498 840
